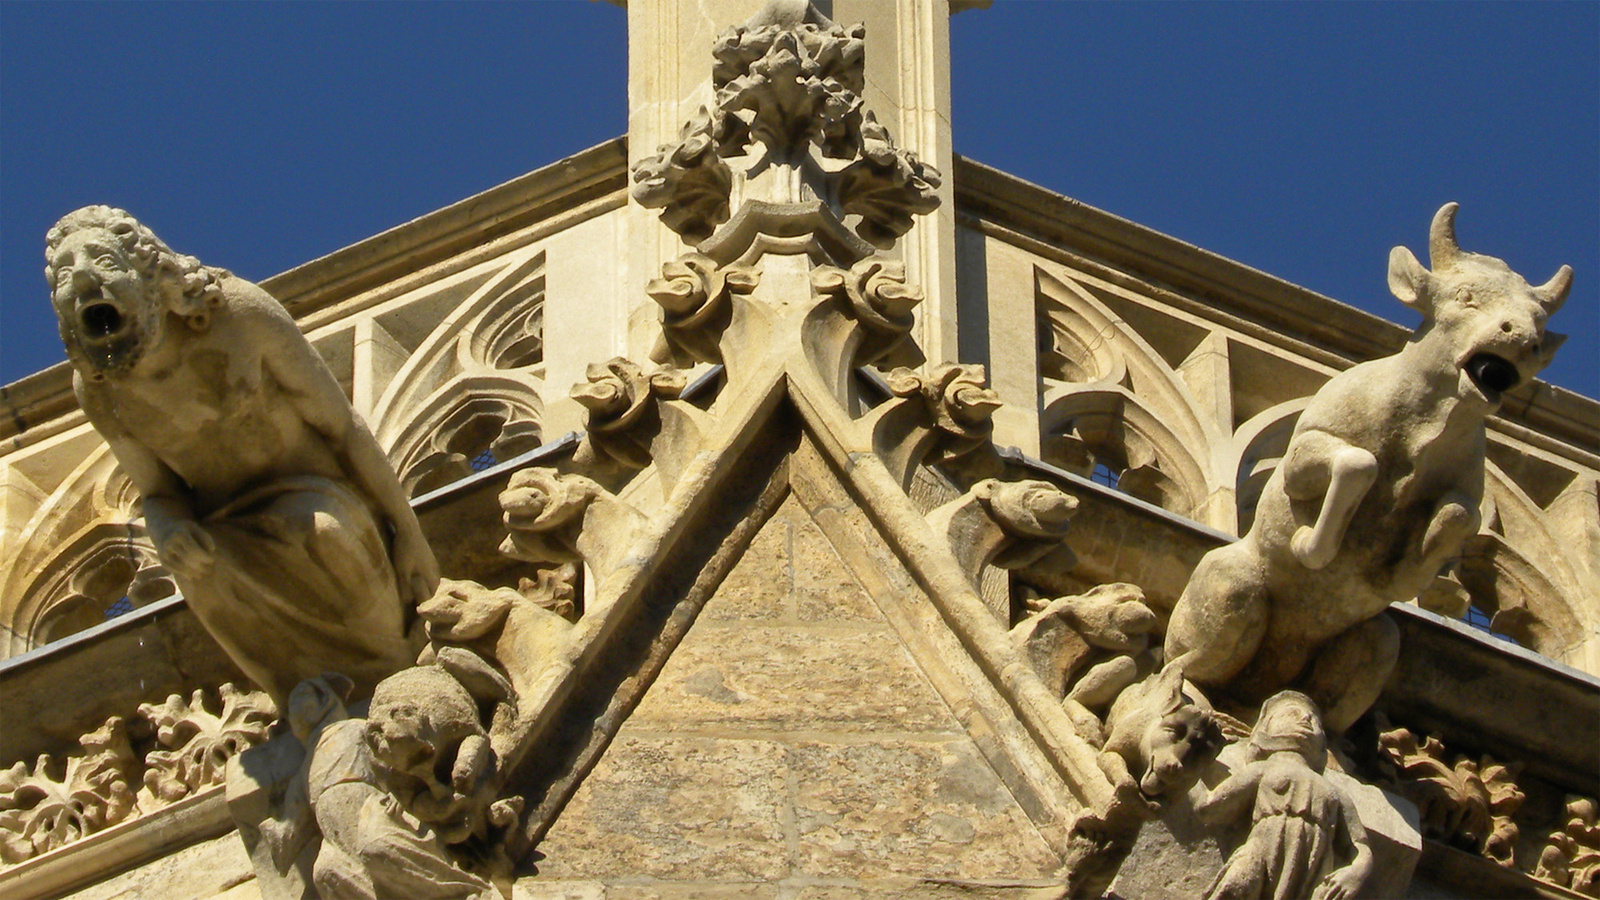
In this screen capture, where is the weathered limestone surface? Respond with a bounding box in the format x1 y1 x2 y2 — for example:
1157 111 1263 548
61 830 256 900
531 494 1062 896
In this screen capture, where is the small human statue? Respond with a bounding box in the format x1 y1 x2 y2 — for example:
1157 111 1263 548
46 206 438 708
1194 691 1373 900
288 676 499 900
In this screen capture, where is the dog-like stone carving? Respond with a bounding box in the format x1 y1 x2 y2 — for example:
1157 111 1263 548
1165 203 1570 732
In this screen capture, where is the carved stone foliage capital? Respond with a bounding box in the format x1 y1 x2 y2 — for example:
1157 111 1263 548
834 111 942 245
632 4 941 249
139 684 276 805
1375 713 1525 867
1537 796 1600 897
0 683 273 867
631 109 733 243
0 718 137 866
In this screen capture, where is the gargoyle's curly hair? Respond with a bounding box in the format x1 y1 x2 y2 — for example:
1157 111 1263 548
45 206 230 328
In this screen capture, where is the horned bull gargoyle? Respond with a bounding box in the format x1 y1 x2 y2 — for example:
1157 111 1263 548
1166 203 1571 733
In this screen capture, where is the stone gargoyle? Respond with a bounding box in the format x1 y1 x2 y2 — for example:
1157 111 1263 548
47 207 439 709
1165 203 1571 732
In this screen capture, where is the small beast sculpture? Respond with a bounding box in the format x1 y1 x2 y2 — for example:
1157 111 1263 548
1165 203 1571 733
1099 664 1224 811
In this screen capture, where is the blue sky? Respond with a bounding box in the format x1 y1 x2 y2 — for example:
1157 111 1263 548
3 1 1595 397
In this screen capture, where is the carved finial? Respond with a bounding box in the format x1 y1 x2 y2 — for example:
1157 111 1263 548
631 9 939 250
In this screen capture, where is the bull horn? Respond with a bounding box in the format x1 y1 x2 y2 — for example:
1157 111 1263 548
1429 202 1463 270
1535 264 1573 315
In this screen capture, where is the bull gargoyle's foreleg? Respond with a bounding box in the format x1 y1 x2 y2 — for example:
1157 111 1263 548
1281 431 1378 570
1417 491 1481 575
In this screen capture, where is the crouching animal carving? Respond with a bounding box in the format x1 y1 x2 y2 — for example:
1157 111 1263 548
1011 582 1159 741
1099 664 1225 814
1166 203 1571 732
1062 664 1224 900
46 207 438 708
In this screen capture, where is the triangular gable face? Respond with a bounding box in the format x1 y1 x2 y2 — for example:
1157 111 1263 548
215 11 1209 900
533 444 1067 895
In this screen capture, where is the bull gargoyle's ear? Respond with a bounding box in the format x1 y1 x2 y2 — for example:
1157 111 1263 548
1539 332 1568 367
1388 245 1432 316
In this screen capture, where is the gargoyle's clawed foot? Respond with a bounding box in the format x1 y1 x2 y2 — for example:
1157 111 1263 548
1291 525 1337 570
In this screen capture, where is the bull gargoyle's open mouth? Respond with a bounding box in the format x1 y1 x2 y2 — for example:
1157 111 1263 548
80 302 125 340
1465 352 1520 399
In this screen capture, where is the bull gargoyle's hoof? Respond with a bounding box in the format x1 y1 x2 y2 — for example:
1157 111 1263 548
1290 526 1336 570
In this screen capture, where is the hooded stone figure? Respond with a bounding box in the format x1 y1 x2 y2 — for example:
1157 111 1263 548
47 206 439 709
1194 692 1374 900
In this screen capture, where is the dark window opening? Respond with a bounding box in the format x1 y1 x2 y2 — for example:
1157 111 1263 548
469 448 498 472
1091 461 1121 489
104 595 134 620
1464 605 1516 643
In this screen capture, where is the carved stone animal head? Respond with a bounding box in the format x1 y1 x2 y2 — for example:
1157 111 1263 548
45 206 227 381
1104 665 1223 800
1388 203 1570 406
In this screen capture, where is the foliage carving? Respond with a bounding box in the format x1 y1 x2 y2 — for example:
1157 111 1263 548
1375 714 1525 866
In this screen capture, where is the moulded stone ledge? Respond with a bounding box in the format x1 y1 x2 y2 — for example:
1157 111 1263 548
0 785 233 900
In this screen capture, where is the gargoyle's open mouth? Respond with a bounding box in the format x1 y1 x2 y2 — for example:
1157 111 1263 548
80 303 124 339
1465 352 1520 398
